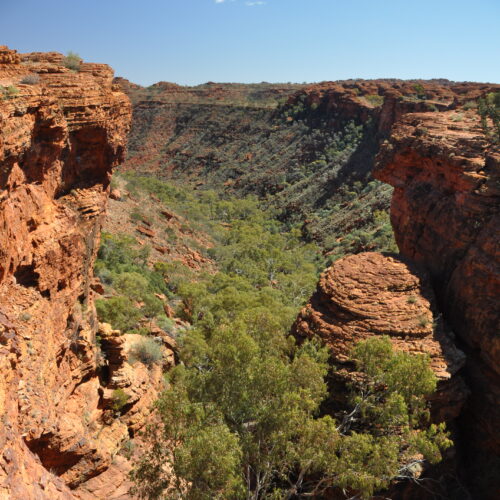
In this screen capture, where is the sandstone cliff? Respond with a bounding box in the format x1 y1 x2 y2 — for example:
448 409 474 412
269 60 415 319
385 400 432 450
0 46 166 499
295 81 499 498
374 98 500 497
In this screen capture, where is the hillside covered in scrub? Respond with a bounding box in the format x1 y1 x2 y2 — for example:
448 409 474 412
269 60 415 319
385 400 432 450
115 78 401 259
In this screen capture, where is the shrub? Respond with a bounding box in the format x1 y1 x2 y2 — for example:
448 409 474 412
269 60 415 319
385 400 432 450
120 439 136 459
130 207 144 223
418 314 430 327
413 83 427 99
0 85 19 100
477 92 500 144
463 100 477 111
20 74 40 85
129 338 163 366
111 388 130 413
95 296 142 332
95 233 151 276
363 94 384 107
63 51 81 71
141 294 164 318
157 315 175 334
154 260 194 293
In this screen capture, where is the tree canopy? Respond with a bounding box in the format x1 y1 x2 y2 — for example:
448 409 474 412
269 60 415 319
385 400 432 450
132 310 449 499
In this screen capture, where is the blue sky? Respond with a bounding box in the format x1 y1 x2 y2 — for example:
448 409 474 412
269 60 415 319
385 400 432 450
1 0 499 86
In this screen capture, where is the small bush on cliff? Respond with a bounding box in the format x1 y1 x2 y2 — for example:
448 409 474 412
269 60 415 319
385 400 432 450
0 85 19 100
129 337 163 367
95 233 151 278
63 51 81 71
111 388 130 413
478 92 500 144
413 83 427 99
20 74 40 85
363 94 384 107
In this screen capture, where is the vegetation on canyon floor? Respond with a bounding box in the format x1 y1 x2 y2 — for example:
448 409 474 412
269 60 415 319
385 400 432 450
93 174 451 498
96 173 324 335
131 327 449 499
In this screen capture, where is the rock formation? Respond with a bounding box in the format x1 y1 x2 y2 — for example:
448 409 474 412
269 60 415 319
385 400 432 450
0 46 169 499
74 324 174 500
294 81 499 497
374 100 500 497
293 252 468 422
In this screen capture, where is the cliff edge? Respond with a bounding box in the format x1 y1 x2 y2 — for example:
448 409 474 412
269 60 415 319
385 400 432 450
374 97 500 496
0 46 159 499
294 80 499 498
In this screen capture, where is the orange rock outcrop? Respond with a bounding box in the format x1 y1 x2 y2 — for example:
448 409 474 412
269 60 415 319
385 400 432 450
0 46 166 499
293 252 467 421
374 98 500 496
293 81 499 497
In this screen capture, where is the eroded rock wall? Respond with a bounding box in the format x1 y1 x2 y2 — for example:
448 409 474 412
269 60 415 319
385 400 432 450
293 81 499 498
374 100 500 496
0 46 151 499
293 252 468 422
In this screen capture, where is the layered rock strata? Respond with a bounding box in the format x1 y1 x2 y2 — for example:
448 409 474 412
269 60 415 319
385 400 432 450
374 104 500 496
294 84 499 497
74 324 174 500
0 46 164 499
293 252 467 421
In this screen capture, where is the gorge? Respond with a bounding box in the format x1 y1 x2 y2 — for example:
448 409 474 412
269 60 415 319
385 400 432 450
0 45 498 499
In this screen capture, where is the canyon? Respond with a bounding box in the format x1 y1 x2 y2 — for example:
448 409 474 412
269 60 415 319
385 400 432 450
0 44 498 499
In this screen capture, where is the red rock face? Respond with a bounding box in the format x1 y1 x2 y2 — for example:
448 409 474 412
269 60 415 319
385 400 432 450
374 98 500 496
290 81 499 497
0 46 162 499
293 252 468 422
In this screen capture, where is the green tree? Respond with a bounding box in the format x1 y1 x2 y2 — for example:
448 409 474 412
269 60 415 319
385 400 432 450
477 91 500 143
131 333 451 499
413 83 427 99
95 296 141 332
111 388 130 413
